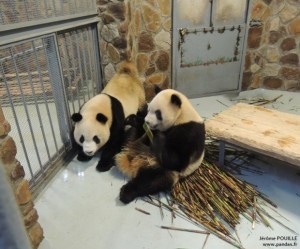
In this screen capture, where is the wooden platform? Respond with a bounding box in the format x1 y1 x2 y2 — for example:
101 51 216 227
205 103 300 167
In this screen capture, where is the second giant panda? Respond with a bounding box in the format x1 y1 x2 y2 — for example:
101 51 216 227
116 89 205 204
71 61 145 172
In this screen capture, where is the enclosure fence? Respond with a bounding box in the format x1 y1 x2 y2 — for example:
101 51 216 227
0 0 102 192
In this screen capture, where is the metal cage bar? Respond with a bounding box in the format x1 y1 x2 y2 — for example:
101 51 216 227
0 0 101 191
0 21 102 190
0 0 96 27
0 58 35 181
23 42 52 161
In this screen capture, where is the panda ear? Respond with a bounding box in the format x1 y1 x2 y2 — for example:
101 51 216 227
71 113 82 122
171 94 182 108
154 85 162 95
96 113 108 124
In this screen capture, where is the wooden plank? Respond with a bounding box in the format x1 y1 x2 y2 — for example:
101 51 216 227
205 103 300 167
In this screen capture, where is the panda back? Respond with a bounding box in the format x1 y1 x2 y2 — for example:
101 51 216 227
80 94 112 124
102 62 145 118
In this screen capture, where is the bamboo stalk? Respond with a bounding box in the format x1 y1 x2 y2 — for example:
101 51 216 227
160 226 209 235
201 234 210 249
135 207 151 215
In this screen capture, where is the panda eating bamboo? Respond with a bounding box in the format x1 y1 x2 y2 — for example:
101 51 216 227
116 88 206 204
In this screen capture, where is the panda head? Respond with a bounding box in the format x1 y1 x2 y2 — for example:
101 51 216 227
145 89 182 131
71 112 110 157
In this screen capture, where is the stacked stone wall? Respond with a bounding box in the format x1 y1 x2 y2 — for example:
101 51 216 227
127 0 171 100
0 107 43 248
243 0 300 91
97 0 171 100
97 0 128 83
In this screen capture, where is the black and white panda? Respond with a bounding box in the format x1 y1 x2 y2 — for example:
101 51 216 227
116 88 205 204
71 61 145 172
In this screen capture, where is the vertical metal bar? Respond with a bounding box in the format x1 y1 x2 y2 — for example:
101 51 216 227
86 27 96 96
209 0 214 27
34 0 41 19
19 44 44 172
23 0 30 21
219 141 225 166
80 29 91 100
43 0 49 18
91 24 103 93
67 31 81 108
52 0 57 17
74 29 86 103
3 48 35 181
44 35 72 148
9 0 18 23
74 0 78 13
0 8 5 25
39 39 60 153
10 47 44 176
62 33 76 113
244 0 251 23
238 0 253 93
68 0 73 14
60 0 64 16
24 42 51 159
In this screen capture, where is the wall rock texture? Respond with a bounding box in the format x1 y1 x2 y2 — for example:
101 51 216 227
243 0 300 91
97 0 171 100
0 107 43 248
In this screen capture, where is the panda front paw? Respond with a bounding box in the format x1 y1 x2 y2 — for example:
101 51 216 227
96 160 113 172
77 151 93 162
119 184 137 204
151 132 165 152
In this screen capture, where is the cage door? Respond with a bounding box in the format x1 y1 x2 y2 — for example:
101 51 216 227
172 0 251 98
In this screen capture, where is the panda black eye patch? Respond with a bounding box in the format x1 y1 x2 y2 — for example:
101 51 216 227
93 136 100 144
155 110 162 121
79 135 84 143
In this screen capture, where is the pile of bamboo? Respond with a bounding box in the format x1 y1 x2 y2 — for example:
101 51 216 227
171 160 267 247
144 139 296 248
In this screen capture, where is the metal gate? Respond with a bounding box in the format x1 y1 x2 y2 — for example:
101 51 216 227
172 0 252 98
0 0 102 191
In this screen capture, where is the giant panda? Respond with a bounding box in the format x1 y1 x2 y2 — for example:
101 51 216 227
116 88 205 204
71 61 145 172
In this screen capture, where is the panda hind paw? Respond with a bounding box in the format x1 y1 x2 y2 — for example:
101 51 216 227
119 184 137 204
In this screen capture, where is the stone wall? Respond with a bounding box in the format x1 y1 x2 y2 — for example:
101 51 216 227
0 106 43 248
97 0 171 100
242 0 300 91
97 0 128 83
127 0 172 100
